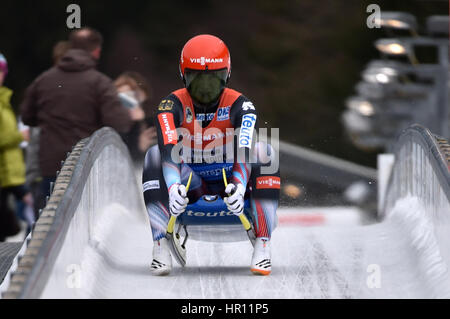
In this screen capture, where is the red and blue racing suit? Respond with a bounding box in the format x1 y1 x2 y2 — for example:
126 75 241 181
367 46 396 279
142 88 280 241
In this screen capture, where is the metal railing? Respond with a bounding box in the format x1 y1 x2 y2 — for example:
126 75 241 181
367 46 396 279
382 124 450 217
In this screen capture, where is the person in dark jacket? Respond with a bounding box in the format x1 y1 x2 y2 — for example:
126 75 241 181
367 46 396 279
20 27 136 210
24 40 72 218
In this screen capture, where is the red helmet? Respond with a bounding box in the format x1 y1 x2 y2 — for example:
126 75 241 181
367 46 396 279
179 34 231 82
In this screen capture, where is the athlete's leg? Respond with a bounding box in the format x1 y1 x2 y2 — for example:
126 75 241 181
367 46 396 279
142 145 203 275
142 145 170 242
248 142 280 239
142 145 202 241
246 142 280 275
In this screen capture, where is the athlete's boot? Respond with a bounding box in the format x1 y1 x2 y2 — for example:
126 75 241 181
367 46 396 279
150 237 172 276
250 237 272 276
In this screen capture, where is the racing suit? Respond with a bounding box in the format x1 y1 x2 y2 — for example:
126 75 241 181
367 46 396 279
142 87 280 241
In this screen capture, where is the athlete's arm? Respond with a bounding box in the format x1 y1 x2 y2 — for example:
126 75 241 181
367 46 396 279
155 95 184 189
229 96 258 189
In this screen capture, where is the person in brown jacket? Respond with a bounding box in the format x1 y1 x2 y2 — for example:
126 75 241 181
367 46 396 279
20 27 136 211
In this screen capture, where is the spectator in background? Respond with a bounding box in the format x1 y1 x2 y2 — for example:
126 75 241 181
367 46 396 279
138 115 158 158
23 40 73 217
52 40 71 65
24 124 42 218
0 53 34 241
20 27 137 211
114 71 156 163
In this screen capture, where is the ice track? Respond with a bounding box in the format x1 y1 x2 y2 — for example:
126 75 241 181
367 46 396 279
3 126 450 299
41 197 450 299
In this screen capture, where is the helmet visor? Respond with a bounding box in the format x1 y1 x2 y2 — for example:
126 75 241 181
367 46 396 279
185 68 228 105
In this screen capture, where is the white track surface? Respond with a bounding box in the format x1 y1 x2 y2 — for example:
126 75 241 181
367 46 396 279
40 196 450 299
34 145 450 299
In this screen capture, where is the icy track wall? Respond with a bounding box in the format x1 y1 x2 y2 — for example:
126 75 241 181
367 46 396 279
3 128 148 298
381 124 450 297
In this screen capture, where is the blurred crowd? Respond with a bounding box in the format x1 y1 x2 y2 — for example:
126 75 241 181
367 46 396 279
0 27 157 241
